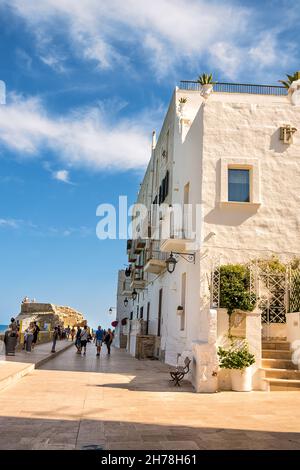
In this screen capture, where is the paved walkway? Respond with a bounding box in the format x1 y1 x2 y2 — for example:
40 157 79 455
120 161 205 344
0 340 72 392
0 344 299 450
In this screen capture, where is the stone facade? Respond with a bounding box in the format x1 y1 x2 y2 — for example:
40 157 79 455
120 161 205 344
16 302 85 332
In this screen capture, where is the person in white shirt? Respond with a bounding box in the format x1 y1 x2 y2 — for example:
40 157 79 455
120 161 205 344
80 325 89 355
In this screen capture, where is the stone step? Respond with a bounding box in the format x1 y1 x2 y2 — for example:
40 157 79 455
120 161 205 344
262 349 291 360
262 341 290 351
262 358 297 370
260 368 300 380
262 377 300 391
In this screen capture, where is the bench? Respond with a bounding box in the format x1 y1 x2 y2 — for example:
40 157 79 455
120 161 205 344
169 357 191 386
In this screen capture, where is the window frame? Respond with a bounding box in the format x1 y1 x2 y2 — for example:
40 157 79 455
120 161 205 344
219 158 261 207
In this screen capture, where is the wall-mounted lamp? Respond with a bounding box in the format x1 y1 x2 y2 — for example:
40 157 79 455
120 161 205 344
166 251 195 274
131 289 138 301
124 297 129 307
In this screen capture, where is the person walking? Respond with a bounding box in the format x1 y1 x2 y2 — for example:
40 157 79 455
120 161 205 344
66 325 71 340
104 328 113 355
25 323 34 353
51 326 59 353
32 321 40 349
95 325 104 357
70 326 76 342
80 325 89 355
75 326 82 353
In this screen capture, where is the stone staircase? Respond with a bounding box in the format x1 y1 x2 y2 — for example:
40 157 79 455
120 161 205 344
261 340 300 391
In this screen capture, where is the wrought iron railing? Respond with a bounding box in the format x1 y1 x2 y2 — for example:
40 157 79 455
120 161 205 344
146 240 168 262
179 80 287 96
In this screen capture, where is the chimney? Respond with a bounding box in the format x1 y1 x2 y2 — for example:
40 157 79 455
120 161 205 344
151 130 156 150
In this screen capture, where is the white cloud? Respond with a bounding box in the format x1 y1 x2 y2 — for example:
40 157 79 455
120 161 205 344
209 42 244 80
5 0 293 80
0 93 152 171
53 170 71 183
0 218 19 229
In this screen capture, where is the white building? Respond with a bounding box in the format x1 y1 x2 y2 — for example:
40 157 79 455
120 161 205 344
115 78 300 391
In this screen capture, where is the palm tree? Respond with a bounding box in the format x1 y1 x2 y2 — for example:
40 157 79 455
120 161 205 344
278 71 300 89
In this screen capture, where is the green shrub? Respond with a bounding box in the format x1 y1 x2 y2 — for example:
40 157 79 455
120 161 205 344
219 264 256 316
218 344 255 369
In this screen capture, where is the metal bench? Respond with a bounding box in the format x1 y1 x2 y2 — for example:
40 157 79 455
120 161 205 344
169 357 191 386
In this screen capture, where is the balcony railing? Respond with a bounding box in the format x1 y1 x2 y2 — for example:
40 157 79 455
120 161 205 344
146 240 168 262
179 80 287 96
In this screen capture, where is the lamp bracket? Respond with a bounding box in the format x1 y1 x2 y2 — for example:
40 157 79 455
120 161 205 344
172 252 195 264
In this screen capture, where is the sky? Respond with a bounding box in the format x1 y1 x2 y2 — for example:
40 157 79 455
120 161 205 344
0 0 299 328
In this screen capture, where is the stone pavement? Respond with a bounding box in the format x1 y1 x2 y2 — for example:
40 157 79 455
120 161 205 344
0 344 299 450
0 339 72 392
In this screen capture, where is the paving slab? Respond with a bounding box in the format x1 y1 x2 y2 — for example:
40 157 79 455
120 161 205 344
0 345 299 450
0 340 73 391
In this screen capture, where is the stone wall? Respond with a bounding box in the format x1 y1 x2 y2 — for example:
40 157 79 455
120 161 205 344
17 302 85 331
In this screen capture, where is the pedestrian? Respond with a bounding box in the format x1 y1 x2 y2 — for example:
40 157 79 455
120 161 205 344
75 326 82 354
32 321 40 349
66 325 71 340
95 325 104 357
70 326 76 342
51 326 59 353
25 323 34 353
80 325 89 356
104 328 113 355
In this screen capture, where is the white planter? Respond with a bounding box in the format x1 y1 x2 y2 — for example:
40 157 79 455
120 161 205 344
201 83 213 98
178 103 184 114
230 367 252 392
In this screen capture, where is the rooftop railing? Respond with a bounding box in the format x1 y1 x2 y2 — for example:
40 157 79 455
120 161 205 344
179 80 287 96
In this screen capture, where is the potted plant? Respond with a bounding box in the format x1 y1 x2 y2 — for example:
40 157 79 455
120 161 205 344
278 71 300 89
218 264 256 334
178 97 187 114
279 71 300 105
218 341 255 391
176 305 184 315
197 73 217 98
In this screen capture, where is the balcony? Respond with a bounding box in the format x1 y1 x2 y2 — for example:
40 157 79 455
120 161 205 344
144 240 167 274
121 278 132 296
134 238 146 254
130 268 146 290
160 209 196 253
179 81 287 96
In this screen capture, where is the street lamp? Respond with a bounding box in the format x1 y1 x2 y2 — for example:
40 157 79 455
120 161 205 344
108 307 116 314
166 252 177 273
124 297 129 307
166 251 196 274
131 289 138 301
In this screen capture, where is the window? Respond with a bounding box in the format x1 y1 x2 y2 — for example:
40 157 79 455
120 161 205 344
219 158 260 207
228 169 250 203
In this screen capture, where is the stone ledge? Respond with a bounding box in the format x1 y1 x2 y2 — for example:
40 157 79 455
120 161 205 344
0 341 73 392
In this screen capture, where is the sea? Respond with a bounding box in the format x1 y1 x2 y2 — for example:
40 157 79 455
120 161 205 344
0 325 8 334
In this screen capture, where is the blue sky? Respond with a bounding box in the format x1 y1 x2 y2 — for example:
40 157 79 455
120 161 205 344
0 0 299 328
